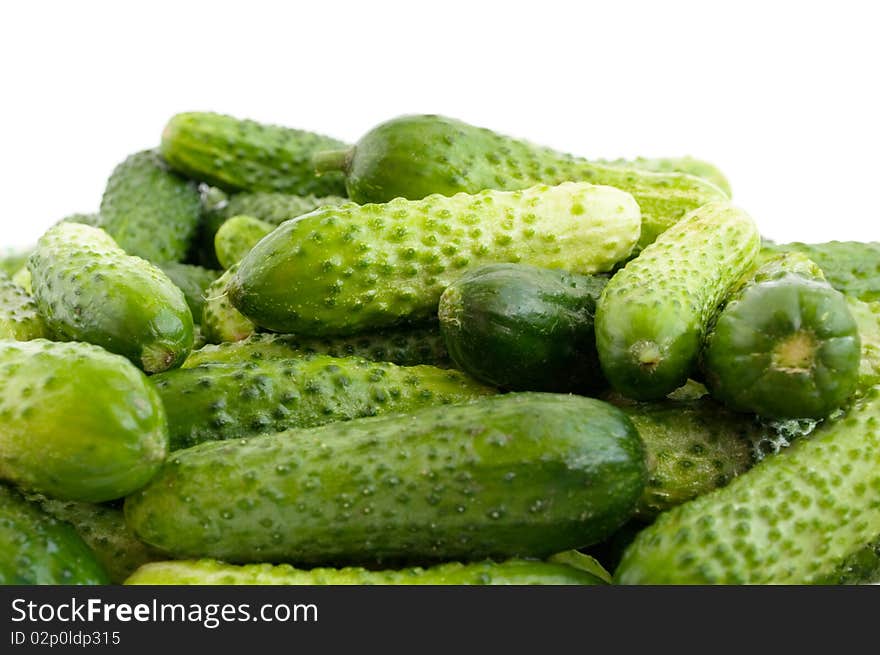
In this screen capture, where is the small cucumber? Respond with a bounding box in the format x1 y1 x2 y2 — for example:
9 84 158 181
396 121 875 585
214 215 273 269
439 263 607 392
28 223 194 372
160 112 347 196
596 202 761 400
314 114 727 249
230 182 641 335
598 156 732 197
125 558 604 585
125 393 646 565
99 150 202 263
0 272 46 340
153 353 494 450
0 340 167 502
703 254 861 419
0 485 109 585
184 327 450 369
159 262 219 319
201 265 256 343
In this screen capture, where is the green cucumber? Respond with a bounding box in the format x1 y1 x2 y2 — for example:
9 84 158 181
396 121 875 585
159 262 219 319
28 223 194 372
184 327 450 369
201 265 256 343
0 484 108 585
99 150 202 263
209 190 348 229
0 272 46 340
702 253 861 419
57 212 101 227
1 249 32 276
214 215 273 269
153 353 494 450
230 182 641 335
11 266 31 294
849 297 880 390
615 384 880 584
125 558 604 585
125 392 645 565
0 339 167 502
762 240 880 303
160 112 347 196
439 263 607 392
314 114 728 249
599 156 732 197
35 498 162 584
596 202 761 400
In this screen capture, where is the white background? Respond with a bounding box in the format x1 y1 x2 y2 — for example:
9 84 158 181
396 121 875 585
1 0 877 250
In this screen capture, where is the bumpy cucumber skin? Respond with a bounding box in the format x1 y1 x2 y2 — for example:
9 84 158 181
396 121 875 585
763 240 880 303
153 353 494 451
125 393 646 565
327 114 727 249
184 327 451 369
57 212 101 227
36 497 162 584
159 262 219 320
160 112 347 196
599 156 732 197
230 182 641 335
125 558 604 585
849 298 880 390
213 191 349 227
703 254 861 419
439 263 607 392
596 202 761 400
28 223 194 372
0 340 168 502
201 265 256 343
0 272 46 340
616 385 880 584
214 215 273 269
0 485 109 585
99 150 202 263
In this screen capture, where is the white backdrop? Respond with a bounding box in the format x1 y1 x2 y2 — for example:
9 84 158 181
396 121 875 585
2 0 877 249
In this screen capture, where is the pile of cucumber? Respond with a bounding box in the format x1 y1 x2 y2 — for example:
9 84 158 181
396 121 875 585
1 112 879 586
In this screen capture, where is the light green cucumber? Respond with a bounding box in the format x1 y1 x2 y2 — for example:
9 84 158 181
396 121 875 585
214 215 273 269
849 298 880 390
0 272 46 340
1 249 32 276
599 156 732 197
230 182 641 335
201 265 256 343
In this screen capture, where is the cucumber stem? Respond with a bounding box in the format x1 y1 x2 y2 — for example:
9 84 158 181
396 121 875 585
313 148 353 174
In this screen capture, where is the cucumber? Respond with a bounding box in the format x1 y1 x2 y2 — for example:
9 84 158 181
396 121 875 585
35 497 162 584
184 327 450 369
99 150 202 263
439 263 607 392
125 393 646 565
28 223 194 372
0 484 108 585
599 156 732 197
313 114 728 249
596 202 761 400
11 266 31 294
160 112 347 196
762 240 880 303
230 182 642 335
201 265 256 343
703 253 861 419
210 190 349 228
0 272 46 340
1 248 32 276
615 384 880 584
214 215 273 269
159 262 219 319
849 297 880 390
0 339 167 502
152 353 494 450
57 212 101 227
125 558 604 585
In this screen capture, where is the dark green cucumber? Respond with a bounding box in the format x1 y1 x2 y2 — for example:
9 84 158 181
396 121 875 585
125 393 646 565
159 262 219 319
230 182 641 335
598 156 732 197
762 240 880 303
125 557 605 585
596 202 761 400
0 485 109 585
314 114 728 249
36 497 162 584
616 385 880 584
160 112 347 196
28 223 194 372
703 253 861 419
0 272 46 340
201 265 256 343
184 327 450 369
0 340 168 502
153 353 494 450
99 150 202 263
214 215 273 269
439 263 607 392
